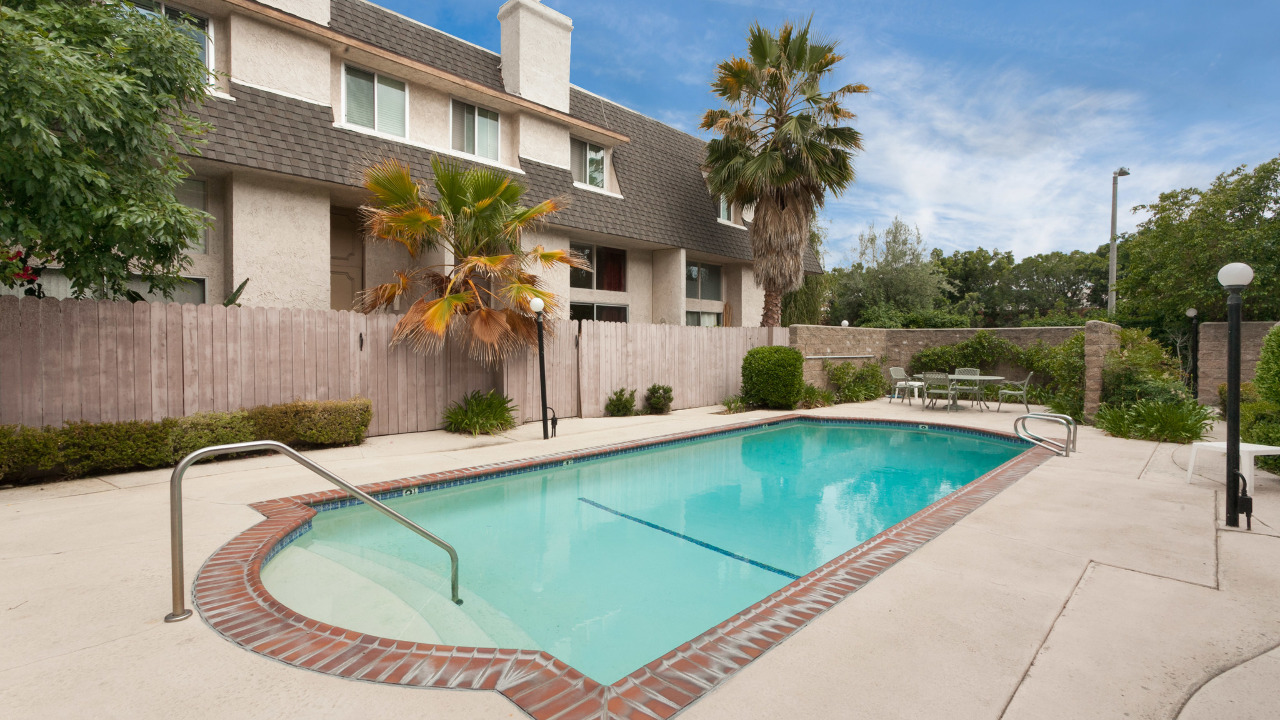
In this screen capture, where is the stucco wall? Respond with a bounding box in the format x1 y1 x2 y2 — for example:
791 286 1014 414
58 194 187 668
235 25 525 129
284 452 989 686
230 15 330 104
228 173 330 309
498 0 573 112
724 264 764 327
523 229 572 320
517 113 571 169
254 0 331 26
1197 321 1279 405
651 248 686 325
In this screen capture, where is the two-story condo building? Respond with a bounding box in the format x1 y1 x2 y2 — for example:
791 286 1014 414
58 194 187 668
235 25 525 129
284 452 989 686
16 0 821 326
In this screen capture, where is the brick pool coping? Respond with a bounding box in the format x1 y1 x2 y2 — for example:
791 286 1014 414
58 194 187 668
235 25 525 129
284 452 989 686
192 415 1055 720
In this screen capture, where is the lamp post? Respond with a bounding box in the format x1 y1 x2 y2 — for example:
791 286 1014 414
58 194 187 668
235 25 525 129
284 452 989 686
529 297 550 440
1108 167 1130 315
1185 307 1199 398
1218 263 1254 528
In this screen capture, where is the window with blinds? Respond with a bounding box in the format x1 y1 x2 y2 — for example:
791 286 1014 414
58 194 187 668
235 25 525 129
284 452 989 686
344 65 406 137
134 1 210 70
452 100 500 161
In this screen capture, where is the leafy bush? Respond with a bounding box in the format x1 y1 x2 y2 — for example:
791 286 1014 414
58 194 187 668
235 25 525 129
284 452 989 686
798 384 836 409
644 384 673 415
59 419 177 477
1094 400 1215 443
1101 328 1185 406
721 395 748 414
442 390 516 437
172 411 256 460
247 398 372 447
1257 326 1280 405
1242 401 1280 474
1218 381 1260 409
604 388 637 417
0 425 61 479
825 360 888 403
741 346 805 409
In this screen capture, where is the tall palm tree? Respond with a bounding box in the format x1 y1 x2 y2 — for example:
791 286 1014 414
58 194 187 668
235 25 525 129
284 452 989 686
356 157 586 365
702 20 868 327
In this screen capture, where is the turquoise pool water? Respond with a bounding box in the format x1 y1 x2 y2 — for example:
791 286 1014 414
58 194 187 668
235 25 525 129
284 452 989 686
261 420 1026 684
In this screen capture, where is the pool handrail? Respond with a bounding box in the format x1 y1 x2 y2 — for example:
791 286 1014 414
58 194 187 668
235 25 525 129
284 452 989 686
165 440 461 623
1014 413 1077 457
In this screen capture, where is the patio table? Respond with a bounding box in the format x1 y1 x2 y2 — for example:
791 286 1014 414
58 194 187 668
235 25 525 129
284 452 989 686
914 374 1005 411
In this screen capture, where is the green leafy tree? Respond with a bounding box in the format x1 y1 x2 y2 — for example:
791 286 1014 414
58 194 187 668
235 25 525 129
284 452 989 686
932 246 1016 322
1010 250 1108 320
702 20 868 327
828 218 949 326
0 0 212 299
1117 156 1280 322
780 224 829 326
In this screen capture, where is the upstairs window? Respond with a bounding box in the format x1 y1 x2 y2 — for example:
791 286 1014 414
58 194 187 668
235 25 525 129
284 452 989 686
344 66 406 137
685 262 722 301
718 195 733 222
570 138 606 188
452 100 499 161
135 1 210 69
175 178 207 253
570 243 626 292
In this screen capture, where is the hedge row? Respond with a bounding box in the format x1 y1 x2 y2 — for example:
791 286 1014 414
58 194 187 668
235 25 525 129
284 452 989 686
0 398 373 484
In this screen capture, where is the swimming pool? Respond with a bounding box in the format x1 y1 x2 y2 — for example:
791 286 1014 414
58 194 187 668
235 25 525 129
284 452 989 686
256 418 1028 685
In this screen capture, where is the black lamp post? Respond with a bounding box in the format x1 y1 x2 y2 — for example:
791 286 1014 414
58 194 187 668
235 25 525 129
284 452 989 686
1185 307 1199 398
1218 263 1254 528
530 297 550 440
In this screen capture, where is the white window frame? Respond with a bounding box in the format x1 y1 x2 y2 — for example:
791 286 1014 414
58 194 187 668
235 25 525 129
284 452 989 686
342 63 409 138
717 195 733 222
570 302 629 323
571 138 608 190
136 1 215 85
449 98 501 162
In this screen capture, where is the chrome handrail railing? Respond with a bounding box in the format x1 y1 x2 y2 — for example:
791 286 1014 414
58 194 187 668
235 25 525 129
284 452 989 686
165 440 461 623
1014 413 1077 457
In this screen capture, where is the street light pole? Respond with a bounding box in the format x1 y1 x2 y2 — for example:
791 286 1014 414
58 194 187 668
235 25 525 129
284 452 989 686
1218 263 1254 528
529 298 549 440
1185 307 1199 399
1108 167 1130 315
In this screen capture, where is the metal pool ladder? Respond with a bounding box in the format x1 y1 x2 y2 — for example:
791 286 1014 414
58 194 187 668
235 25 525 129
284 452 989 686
164 440 462 623
1014 413 1078 457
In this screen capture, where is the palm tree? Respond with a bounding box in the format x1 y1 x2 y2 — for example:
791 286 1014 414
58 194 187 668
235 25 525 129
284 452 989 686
356 157 586 365
702 20 868 327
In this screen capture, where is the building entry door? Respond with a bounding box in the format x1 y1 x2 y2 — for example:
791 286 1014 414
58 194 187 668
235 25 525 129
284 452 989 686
330 209 364 311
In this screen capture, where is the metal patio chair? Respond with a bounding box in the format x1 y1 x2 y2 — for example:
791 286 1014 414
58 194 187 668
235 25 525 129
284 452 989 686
953 367 984 409
889 366 924 405
920 372 957 412
997 372 1035 412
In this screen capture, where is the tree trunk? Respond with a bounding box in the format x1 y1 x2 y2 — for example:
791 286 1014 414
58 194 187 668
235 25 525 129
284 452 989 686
760 284 784 327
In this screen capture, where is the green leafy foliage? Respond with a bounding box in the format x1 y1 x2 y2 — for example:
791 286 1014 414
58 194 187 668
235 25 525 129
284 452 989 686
171 411 256 460
780 225 830 327
59 419 178 477
442 390 516 437
0 0 213 299
798 384 836 409
828 219 950 327
741 346 805 409
246 398 373 447
1220 382 1262 410
721 395 749 414
1242 401 1280 473
644 384 674 415
1101 328 1189 407
1256 326 1280 405
1094 400 1216 443
604 388 638 417
0 424 61 478
825 360 889 403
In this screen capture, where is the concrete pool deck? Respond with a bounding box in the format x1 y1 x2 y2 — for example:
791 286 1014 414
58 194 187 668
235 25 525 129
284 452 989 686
3 399 1279 718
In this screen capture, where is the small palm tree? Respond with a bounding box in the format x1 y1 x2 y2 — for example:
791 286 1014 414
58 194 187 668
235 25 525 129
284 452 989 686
702 20 868 327
357 157 585 365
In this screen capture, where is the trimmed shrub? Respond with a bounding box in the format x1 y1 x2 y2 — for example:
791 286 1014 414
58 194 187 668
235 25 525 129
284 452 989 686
741 346 804 410
825 359 888 403
172 411 256 460
1094 399 1215 444
798 384 836 409
443 390 516 437
1242 400 1280 474
1218 381 1260 409
644 384 673 415
1257 326 1280 405
721 395 748 414
0 425 62 479
59 419 177 477
247 398 372 447
605 388 637 417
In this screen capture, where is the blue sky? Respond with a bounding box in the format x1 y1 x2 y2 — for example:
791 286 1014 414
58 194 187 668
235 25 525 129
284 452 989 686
378 0 1279 265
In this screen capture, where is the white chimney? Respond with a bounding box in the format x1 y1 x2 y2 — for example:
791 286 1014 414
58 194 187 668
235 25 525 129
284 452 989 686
497 0 573 112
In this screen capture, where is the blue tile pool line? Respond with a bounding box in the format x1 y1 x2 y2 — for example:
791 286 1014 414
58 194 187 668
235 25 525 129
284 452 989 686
577 497 800 580
263 417 1033 561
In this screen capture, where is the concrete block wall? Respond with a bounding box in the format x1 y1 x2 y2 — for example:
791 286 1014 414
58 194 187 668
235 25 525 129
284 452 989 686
1083 320 1121 418
1196 321 1279 405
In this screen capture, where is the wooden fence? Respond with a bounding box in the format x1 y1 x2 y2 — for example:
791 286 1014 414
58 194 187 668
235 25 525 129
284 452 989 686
0 297 787 434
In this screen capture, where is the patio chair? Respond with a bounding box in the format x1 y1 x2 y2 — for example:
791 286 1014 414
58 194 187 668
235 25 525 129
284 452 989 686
889 366 924 405
997 372 1034 412
953 367 984 409
920 372 957 412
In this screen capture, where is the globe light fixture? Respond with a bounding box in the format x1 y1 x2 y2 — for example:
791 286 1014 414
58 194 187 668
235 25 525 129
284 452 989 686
1218 263 1255 528
529 297 545 314
841 320 849 327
